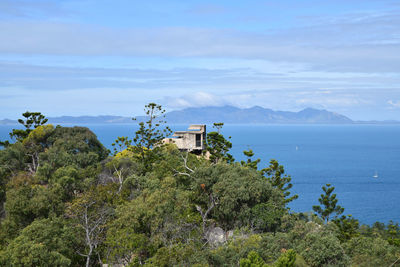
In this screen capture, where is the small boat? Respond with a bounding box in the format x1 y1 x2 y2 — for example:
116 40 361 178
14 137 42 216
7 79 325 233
373 171 378 178
295 146 299 151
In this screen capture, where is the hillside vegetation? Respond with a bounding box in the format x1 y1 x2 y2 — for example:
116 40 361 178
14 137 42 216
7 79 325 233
0 105 399 267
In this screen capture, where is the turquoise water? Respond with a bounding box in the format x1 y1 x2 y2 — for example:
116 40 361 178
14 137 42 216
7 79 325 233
1 124 400 225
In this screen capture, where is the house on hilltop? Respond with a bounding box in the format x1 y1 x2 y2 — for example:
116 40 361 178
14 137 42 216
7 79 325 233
163 125 206 154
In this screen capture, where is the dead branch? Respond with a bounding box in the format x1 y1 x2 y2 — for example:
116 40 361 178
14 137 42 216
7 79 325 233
196 193 218 233
173 151 196 177
113 163 124 193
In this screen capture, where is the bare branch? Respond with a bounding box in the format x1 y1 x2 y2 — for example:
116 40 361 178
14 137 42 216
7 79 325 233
196 193 218 233
173 151 196 177
172 169 192 177
181 152 195 173
389 256 400 267
113 163 124 193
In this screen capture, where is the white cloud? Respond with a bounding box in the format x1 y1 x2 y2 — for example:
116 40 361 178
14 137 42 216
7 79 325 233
0 11 399 72
163 91 229 109
0 1 399 120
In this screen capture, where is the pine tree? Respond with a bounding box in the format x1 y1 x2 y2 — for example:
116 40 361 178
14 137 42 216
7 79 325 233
205 123 234 164
1 111 48 147
241 149 260 170
262 159 298 204
131 103 172 172
313 183 344 223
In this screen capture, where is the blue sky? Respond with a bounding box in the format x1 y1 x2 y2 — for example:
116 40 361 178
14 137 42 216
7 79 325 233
0 0 399 120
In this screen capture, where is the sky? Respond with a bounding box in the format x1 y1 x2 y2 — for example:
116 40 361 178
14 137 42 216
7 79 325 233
0 0 399 120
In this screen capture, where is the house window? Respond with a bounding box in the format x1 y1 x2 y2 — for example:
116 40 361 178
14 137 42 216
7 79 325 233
196 134 201 147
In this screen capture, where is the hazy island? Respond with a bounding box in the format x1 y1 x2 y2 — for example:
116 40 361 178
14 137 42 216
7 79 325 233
2 106 397 126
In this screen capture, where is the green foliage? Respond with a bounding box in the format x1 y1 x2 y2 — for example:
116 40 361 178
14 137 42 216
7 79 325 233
145 242 205 267
23 124 55 174
312 184 344 223
0 142 26 205
206 123 234 164
192 163 285 231
240 251 269 267
275 249 296 267
259 232 294 262
344 236 399 266
36 126 108 184
0 217 83 266
106 176 200 265
208 234 263 266
131 103 172 172
333 215 360 242
9 111 48 143
297 229 349 267
111 136 132 155
3 173 64 236
241 149 261 170
262 159 298 204
45 126 109 165
1 108 399 267
387 221 400 247
67 185 115 267
224 239 297 267
251 202 287 233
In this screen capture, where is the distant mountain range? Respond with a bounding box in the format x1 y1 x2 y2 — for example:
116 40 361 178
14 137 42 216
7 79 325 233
164 106 353 124
0 106 398 125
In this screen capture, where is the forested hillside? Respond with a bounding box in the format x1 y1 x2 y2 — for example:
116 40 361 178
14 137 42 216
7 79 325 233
0 105 399 267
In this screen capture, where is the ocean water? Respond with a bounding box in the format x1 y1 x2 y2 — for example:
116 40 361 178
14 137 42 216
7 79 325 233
1 123 400 225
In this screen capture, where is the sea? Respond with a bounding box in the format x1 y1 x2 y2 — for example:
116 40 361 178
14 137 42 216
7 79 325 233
1 123 400 225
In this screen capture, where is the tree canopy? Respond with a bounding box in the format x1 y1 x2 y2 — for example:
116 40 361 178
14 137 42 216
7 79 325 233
0 107 398 266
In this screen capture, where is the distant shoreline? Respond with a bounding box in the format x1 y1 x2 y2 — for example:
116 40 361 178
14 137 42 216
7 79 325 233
1 106 399 125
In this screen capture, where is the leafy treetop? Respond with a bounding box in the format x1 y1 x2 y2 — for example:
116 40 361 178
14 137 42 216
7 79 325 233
313 183 344 223
1 111 48 147
262 159 298 204
130 103 172 173
11 111 48 142
206 122 234 164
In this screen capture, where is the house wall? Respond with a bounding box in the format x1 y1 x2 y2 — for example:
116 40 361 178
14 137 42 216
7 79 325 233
163 125 206 151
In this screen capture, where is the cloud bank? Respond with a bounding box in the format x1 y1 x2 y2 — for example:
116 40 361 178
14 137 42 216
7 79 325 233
0 0 399 120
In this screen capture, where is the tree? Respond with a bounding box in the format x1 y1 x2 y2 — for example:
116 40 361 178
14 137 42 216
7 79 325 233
66 186 115 267
240 251 269 267
104 154 139 194
11 111 48 142
0 217 83 266
22 124 54 174
131 103 172 172
205 123 234 164
0 111 48 147
36 126 109 184
275 249 296 267
111 136 132 156
0 142 26 212
387 221 400 247
343 236 399 267
3 173 64 236
241 149 260 170
262 160 298 204
333 215 360 242
192 164 285 231
105 176 199 265
298 230 349 267
312 184 344 223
